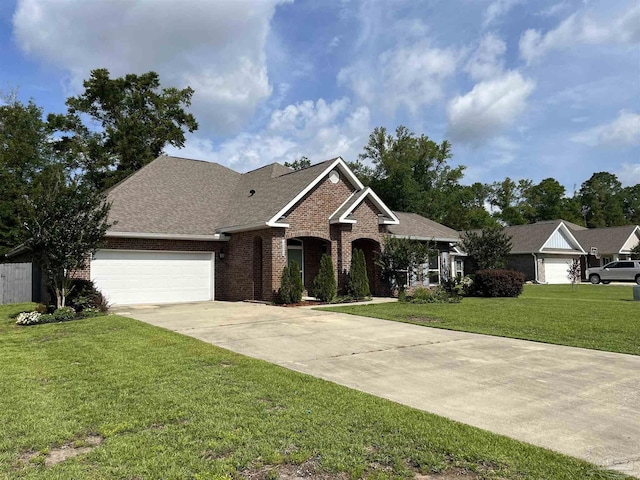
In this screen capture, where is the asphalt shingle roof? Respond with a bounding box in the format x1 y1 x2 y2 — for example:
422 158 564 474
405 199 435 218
571 225 639 254
106 155 345 235
106 156 241 236
388 211 460 241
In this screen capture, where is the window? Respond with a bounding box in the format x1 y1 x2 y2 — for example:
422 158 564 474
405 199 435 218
454 259 464 279
618 262 634 268
287 239 303 280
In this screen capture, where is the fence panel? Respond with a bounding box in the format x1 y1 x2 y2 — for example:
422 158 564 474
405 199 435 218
0 263 33 304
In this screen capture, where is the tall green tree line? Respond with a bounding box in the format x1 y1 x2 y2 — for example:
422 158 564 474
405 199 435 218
0 69 198 254
350 125 638 230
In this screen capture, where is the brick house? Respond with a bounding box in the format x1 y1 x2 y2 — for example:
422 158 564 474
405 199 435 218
6 155 464 305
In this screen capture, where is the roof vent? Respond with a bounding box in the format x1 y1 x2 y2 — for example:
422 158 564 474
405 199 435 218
249 189 256 197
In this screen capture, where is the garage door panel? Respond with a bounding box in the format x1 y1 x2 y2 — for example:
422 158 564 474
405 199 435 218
91 250 214 305
544 258 572 284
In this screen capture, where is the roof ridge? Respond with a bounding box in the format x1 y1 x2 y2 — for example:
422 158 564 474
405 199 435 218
275 158 338 178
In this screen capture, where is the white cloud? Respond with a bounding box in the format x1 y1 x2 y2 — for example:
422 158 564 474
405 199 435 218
447 71 535 144
617 163 640 186
571 111 640 147
12 0 289 133
520 5 640 63
483 0 522 29
338 41 458 114
167 98 372 171
537 2 570 17
464 33 506 81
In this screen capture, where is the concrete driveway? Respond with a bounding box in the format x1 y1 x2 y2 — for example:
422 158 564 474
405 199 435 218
116 301 640 477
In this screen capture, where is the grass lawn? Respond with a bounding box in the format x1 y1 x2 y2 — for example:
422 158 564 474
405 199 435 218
324 284 640 355
0 303 631 479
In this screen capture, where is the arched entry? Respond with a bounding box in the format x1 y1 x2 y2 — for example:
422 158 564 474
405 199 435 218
352 238 382 296
252 236 263 300
287 236 331 294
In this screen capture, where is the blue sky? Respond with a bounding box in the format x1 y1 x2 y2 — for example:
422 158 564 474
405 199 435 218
2 0 639 192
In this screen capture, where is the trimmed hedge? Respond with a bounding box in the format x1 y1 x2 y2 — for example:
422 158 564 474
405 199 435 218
471 269 525 297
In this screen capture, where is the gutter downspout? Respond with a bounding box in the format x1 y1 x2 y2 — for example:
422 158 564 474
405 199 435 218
532 253 540 284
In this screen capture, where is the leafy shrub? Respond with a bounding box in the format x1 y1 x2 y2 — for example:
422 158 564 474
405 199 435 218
398 290 407 303
410 286 461 304
66 279 109 312
441 275 473 297
347 248 371 299
277 261 304 304
53 306 76 322
312 254 337 302
471 269 525 297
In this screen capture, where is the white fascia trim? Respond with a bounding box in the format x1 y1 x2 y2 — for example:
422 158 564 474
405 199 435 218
336 187 370 223
618 225 640 254
216 221 290 234
267 157 365 225
106 231 230 241
329 190 359 220
333 187 400 225
367 188 399 225
392 234 459 243
540 222 586 254
329 217 357 224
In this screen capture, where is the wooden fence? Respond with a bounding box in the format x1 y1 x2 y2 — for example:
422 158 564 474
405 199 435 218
0 263 33 304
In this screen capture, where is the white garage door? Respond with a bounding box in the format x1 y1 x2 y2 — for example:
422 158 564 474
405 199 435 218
91 250 214 305
544 257 573 284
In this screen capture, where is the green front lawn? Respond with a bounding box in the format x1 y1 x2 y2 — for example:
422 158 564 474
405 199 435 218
325 284 640 355
0 303 630 479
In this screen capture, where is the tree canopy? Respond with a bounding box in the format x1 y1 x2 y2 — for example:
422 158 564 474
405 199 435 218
21 165 112 308
0 94 54 254
49 69 198 190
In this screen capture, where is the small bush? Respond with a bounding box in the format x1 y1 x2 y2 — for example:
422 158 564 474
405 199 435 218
441 275 473 297
398 290 407 303
79 307 104 318
471 269 525 297
34 303 48 314
347 248 370 299
277 261 304 304
66 279 109 312
289 260 304 303
312 254 337 302
410 286 461 304
53 306 76 322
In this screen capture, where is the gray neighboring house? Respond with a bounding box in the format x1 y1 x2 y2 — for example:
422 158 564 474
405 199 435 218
502 220 586 284
569 224 640 279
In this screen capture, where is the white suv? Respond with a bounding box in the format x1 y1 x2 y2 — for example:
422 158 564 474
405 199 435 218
586 260 640 285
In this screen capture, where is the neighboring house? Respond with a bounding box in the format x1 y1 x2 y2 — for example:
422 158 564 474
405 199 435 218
6 155 456 306
569 225 640 279
388 212 463 286
502 220 586 284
